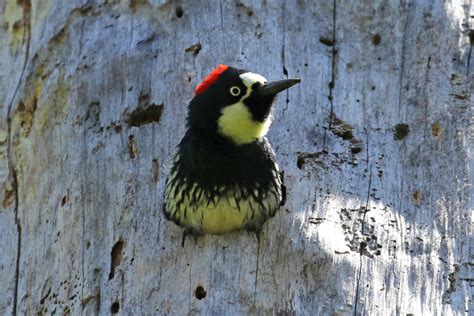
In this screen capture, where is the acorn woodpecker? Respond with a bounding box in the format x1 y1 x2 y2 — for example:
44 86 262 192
163 64 300 245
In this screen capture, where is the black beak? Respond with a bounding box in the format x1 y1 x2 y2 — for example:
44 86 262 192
258 78 301 97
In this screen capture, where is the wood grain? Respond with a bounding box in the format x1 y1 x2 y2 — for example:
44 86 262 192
0 0 472 314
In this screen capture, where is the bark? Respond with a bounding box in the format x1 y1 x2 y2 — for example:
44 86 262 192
0 0 472 315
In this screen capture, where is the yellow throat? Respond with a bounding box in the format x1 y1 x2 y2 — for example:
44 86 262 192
217 72 271 145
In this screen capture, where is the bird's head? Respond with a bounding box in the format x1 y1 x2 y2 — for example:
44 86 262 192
187 64 300 145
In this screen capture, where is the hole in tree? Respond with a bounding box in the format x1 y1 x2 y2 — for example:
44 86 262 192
126 104 164 127
175 6 184 18
372 33 381 45
109 240 124 280
195 285 206 300
319 36 334 46
111 301 120 314
296 155 305 169
393 123 409 140
350 146 362 154
61 195 67 206
128 135 137 159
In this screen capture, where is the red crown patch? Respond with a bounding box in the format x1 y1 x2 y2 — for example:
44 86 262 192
195 64 229 95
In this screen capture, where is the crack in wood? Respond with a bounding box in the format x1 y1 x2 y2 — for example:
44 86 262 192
281 0 291 113
5 1 32 314
253 240 261 308
353 131 371 316
397 4 410 119
219 1 226 56
467 29 472 89
323 0 338 152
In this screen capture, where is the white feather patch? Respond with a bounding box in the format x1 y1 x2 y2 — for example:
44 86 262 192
239 72 267 87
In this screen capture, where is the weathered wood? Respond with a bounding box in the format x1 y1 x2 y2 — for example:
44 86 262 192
0 0 472 314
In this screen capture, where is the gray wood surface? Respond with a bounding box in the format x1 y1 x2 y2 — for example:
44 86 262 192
0 0 472 315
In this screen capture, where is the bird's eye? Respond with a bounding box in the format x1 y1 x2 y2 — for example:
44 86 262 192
229 86 241 96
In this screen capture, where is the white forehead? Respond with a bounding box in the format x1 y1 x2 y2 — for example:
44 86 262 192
239 72 267 88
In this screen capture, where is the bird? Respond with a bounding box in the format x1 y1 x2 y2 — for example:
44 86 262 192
163 64 300 245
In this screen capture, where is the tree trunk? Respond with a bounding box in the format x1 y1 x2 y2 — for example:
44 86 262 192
1 0 472 315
